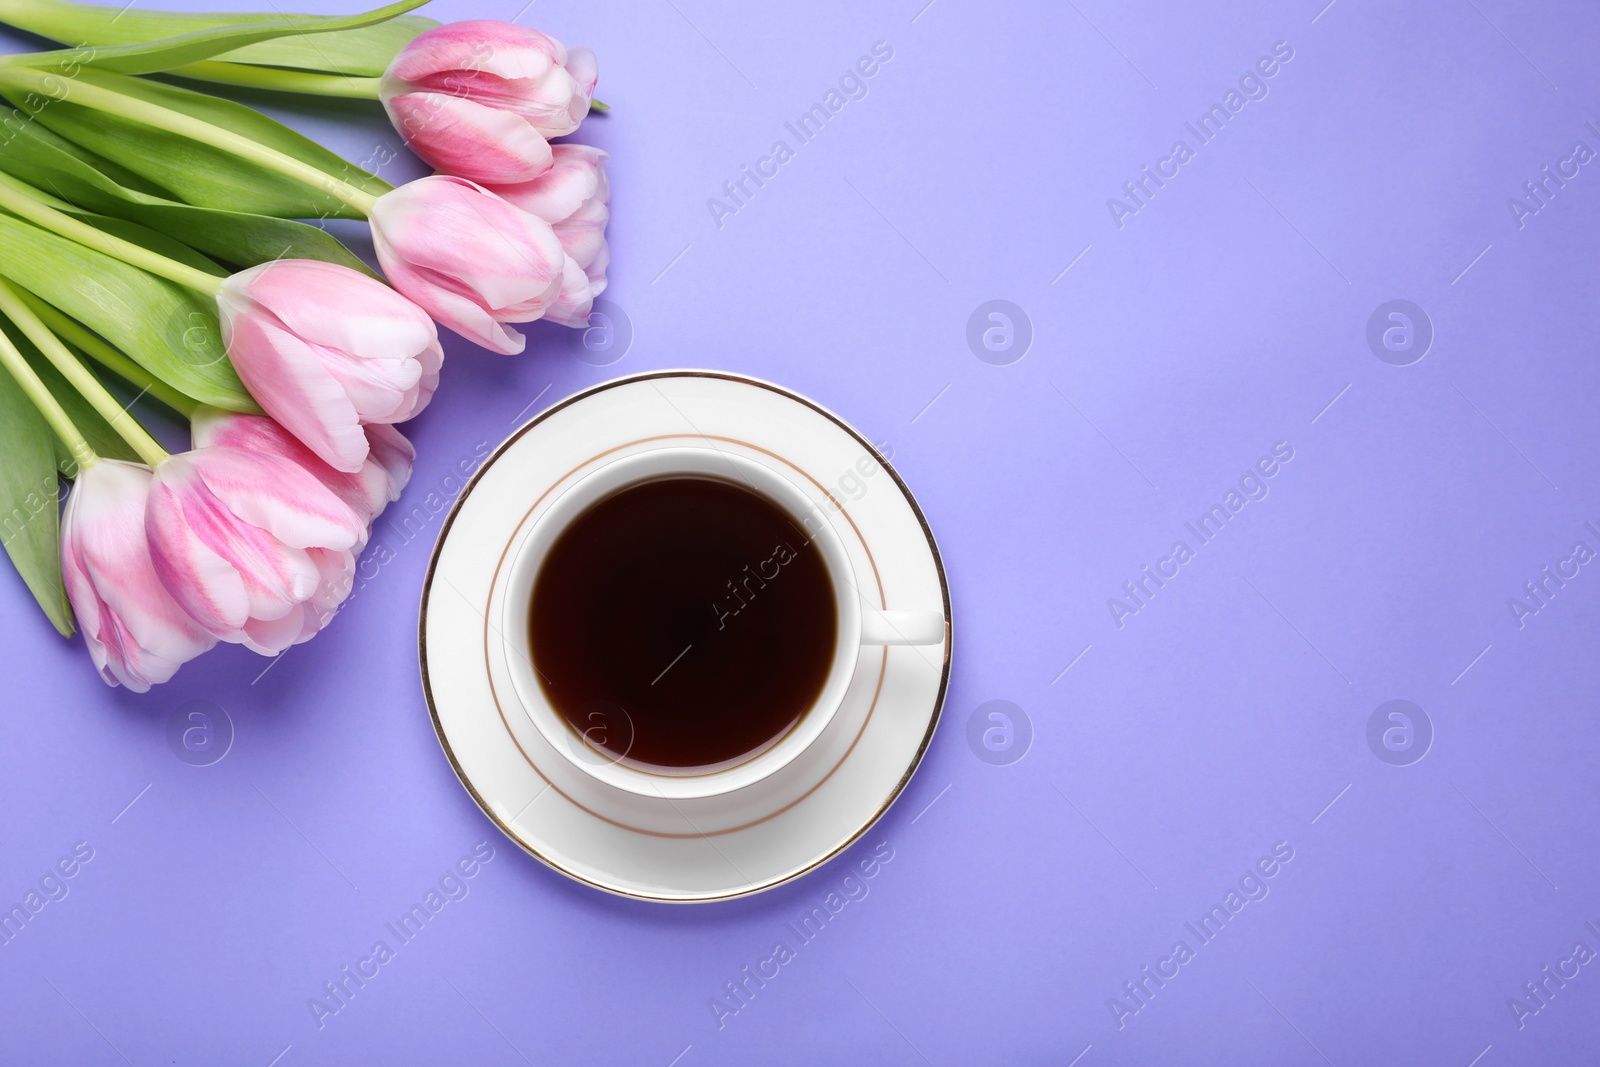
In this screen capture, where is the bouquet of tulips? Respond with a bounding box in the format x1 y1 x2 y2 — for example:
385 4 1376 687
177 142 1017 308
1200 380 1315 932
0 0 612 690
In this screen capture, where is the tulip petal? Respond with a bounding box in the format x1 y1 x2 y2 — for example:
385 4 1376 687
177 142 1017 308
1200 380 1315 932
555 214 608 274
147 464 253 636
159 476 320 628
146 449 363 652
222 306 369 474
382 21 595 177
59 507 113 684
489 144 608 224
365 424 415 506
371 177 567 352
187 448 362 552
192 410 402 529
566 47 599 97
544 255 595 329
61 462 216 691
318 342 424 424
220 261 443 446
388 20 565 85
386 263 528 353
235 260 438 366
242 606 311 655
373 178 564 294
385 91 554 185
69 471 215 686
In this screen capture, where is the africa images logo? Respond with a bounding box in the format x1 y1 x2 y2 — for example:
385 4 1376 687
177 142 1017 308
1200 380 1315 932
707 842 895 1030
306 842 496 1030
1106 442 1295 629
1105 841 1296 1030
1105 41 1296 229
706 41 895 229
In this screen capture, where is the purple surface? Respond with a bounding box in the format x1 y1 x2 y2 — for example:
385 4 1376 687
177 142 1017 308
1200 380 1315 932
2 0 1599 1063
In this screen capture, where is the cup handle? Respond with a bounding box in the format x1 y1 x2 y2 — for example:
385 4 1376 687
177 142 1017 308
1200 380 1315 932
860 608 946 646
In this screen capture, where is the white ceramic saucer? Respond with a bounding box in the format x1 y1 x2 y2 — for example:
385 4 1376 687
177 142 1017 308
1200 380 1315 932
419 372 951 903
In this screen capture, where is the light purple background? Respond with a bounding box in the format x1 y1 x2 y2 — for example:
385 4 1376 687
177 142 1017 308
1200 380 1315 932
2 0 1599 1063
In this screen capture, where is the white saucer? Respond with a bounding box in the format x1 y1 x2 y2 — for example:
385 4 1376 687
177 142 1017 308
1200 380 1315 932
419 372 951 903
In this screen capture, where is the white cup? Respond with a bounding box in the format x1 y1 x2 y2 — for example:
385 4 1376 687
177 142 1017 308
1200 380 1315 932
500 446 945 800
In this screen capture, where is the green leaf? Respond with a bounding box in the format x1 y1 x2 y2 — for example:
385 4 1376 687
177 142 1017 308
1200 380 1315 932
0 106 376 273
106 201 374 274
0 163 227 275
80 70 390 198
0 0 433 77
8 67 389 219
199 17 433 78
0 213 254 411
2 109 171 195
1 320 139 467
0 347 72 636
115 202 377 275
0 0 435 77
166 62 385 99
63 209 227 278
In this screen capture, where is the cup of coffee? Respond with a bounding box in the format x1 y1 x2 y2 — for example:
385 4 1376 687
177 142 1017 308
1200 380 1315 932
499 446 945 800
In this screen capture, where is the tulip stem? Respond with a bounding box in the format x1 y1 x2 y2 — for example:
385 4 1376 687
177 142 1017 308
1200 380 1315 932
0 312 95 471
0 277 169 467
16 290 198 418
0 67 381 215
0 173 225 296
76 59 613 109
170 62 385 100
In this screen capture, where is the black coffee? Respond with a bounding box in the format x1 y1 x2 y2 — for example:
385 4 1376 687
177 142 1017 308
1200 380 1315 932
530 475 837 771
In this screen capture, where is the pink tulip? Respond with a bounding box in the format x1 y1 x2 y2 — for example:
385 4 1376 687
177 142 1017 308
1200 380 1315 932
381 20 598 184
370 176 566 354
218 260 440 475
145 447 366 655
190 409 413 538
544 255 595 329
487 143 610 322
60 460 216 692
